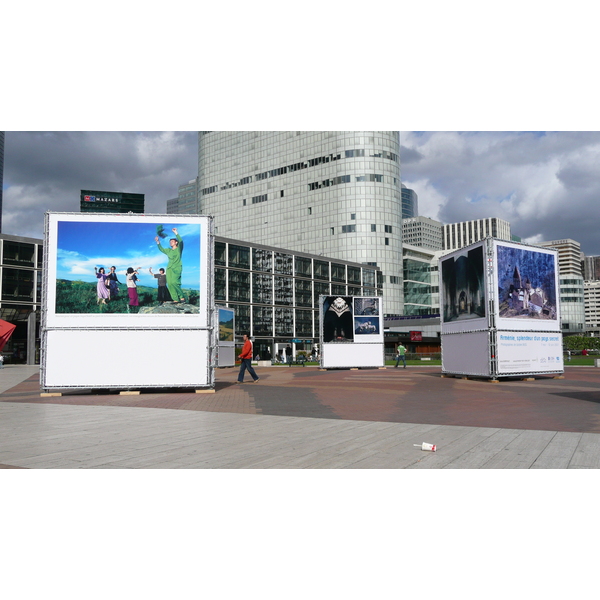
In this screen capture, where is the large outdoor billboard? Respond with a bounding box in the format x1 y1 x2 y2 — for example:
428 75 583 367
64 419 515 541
41 213 215 390
320 296 384 368
440 242 487 334
493 240 560 332
44 213 211 329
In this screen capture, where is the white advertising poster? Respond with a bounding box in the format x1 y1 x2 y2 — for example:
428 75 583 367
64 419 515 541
44 212 212 329
497 331 564 374
440 241 488 334
441 331 491 377
493 240 560 333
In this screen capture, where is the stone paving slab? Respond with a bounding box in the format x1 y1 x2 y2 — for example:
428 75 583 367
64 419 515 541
2 400 600 469
2 366 600 469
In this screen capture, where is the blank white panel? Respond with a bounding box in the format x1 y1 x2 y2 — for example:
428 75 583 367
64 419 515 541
43 329 211 388
441 331 491 376
321 343 384 368
217 345 235 368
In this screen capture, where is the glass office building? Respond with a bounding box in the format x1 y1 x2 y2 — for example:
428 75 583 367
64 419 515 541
167 179 198 215
0 234 43 363
215 236 382 358
401 184 418 219
199 132 403 315
80 190 145 214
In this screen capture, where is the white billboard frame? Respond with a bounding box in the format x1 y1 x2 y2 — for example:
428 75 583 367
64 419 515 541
319 295 384 369
41 212 215 391
440 237 563 379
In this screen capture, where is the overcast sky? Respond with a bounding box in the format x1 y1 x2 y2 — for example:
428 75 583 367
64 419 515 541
3 131 600 256
400 131 600 256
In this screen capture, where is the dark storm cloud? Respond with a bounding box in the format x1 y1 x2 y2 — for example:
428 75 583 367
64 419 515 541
2 132 198 239
399 145 423 165
400 131 600 256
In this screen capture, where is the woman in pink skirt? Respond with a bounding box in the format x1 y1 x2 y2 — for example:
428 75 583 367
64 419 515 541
94 267 110 305
126 267 141 310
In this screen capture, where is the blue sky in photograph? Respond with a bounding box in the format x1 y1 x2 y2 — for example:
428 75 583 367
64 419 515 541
56 221 201 289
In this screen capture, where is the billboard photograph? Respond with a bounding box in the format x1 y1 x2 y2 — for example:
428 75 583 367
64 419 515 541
353 297 380 316
218 307 235 342
354 316 380 336
495 243 558 323
322 296 354 342
441 244 486 325
54 220 201 314
44 213 211 329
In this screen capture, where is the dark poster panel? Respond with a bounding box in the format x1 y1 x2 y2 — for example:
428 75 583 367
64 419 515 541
441 245 486 323
323 296 354 342
496 245 558 321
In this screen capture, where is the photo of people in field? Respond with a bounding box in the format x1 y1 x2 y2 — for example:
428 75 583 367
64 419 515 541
54 221 201 314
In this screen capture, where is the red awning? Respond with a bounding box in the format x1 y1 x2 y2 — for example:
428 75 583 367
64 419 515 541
0 319 17 352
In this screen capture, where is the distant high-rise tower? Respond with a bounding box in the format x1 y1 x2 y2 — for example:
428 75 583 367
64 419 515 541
0 131 4 233
80 189 144 213
198 132 404 314
166 178 198 214
538 238 585 334
443 217 511 251
401 184 418 219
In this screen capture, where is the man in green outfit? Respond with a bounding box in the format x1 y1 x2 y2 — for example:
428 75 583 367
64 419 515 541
155 227 185 303
395 342 407 368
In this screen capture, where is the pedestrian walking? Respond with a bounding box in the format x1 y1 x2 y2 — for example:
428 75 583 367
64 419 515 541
237 333 260 383
395 343 407 368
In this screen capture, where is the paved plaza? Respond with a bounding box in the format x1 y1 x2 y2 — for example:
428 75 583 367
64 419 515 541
1 364 600 468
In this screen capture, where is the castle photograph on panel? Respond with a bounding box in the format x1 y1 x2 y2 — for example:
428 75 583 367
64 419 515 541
496 244 557 321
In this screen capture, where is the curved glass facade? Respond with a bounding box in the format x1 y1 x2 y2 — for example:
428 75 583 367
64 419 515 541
199 132 403 314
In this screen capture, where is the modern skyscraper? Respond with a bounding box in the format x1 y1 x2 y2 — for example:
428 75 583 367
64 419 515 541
401 184 418 219
538 238 585 334
402 216 443 250
166 179 198 214
0 131 5 233
80 190 144 214
443 217 511 251
582 255 600 281
198 132 403 314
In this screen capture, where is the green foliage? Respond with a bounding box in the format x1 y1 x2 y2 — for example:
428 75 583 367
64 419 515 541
563 336 600 351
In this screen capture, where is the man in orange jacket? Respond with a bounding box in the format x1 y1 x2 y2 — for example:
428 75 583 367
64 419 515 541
237 333 260 383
